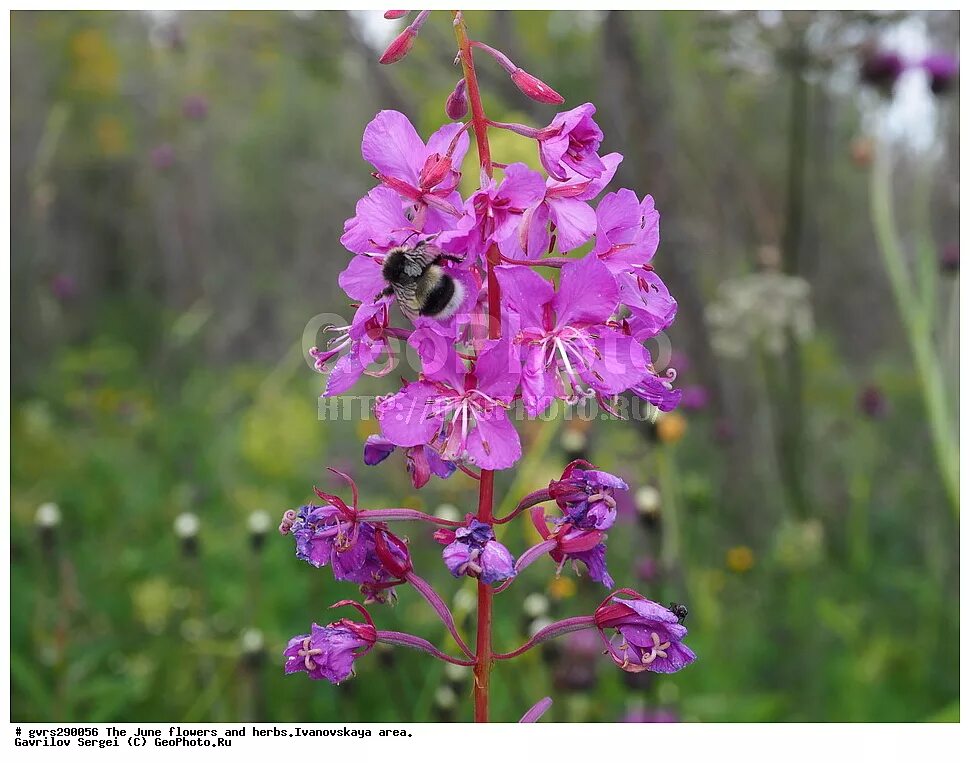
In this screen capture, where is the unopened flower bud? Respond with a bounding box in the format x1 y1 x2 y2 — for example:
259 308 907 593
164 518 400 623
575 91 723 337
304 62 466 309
445 79 468 120
383 10 409 20
418 153 453 189
511 68 564 105
379 27 416 64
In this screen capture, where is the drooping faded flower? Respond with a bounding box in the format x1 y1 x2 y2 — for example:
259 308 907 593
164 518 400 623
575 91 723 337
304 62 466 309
363 434 456 489
530 504 615 589
548 460 628 532
284 610 377 683
435 517 516 584
594 593 696 674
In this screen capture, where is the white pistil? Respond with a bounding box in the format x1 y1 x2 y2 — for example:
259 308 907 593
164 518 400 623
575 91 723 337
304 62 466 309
298 637 324 671
640 630 672 665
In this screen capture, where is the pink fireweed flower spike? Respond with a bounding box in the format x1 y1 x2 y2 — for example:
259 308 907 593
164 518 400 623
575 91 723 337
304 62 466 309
594 590 696 674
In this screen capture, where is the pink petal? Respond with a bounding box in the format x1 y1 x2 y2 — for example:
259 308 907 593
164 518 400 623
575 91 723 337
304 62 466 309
547 197 596 252
553 253 618 327
584 330 650 395
474 338 521 400
361 110 425 186
426 122 470 170
376 382 444 447
465 410 521 470
495 265 554 332
338 256 386 302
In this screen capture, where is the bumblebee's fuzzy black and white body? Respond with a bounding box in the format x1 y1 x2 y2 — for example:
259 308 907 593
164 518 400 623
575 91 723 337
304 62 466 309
377 243 465 321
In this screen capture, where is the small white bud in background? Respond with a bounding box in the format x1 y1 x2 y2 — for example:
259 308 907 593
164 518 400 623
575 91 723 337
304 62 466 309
35 502 62 528
635 485 662 517
522 592 550 619
443 661 469 683
240 628 265 655
173 512 200 539
434 685 457 710
560 428 587 453
247 510 271 536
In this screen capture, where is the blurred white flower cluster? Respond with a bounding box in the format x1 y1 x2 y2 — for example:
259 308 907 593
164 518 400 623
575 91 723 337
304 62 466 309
705 272 814 358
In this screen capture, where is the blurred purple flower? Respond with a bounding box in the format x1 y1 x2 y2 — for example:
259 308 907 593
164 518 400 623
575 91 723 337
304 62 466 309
49 273 78 302
182 94 209 121
921 53 959 94
635 556 658 582
680 385 709 411
621 707 679 723
149 143 176 171
860 49 906 93
858 383 889 419
941 242 959 274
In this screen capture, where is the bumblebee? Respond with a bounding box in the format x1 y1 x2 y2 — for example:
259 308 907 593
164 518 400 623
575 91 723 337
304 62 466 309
668 602 688 625
376 242 465 321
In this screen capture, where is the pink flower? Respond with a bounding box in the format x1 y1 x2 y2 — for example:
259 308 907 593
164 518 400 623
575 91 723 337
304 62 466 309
537 103 606 181
521 153 623 258
592 190 660 274
497 254 649 415
284 602 377 684
310 302 396 396
362 434 456 489
375 338 522 470
360 110 470 225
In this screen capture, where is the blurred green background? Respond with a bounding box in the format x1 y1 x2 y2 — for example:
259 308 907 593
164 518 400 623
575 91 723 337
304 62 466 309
10 10 959 723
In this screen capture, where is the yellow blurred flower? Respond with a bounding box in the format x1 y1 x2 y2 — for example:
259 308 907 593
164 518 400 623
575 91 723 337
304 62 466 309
95 115 128 156
656 411 687 444
726 545 755 573
548 576 577 600
70 29 119 96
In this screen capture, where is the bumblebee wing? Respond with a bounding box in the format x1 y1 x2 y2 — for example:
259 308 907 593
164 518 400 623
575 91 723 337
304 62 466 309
402 244 441 276
391 282 421 320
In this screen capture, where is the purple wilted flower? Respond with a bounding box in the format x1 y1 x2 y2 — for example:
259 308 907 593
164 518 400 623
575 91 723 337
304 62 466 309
361 110 469 225
630 365 682 413
860 49 906 93
442 162 546 262
279 471 411 595
497 253 649 415
680 385 709 411
435 517 516 584
594 592 696 674
310 302 397 396
283 602 377 683
921 53 959 94
182 94 209 121
548 459 628 531
363 434 456 489
375 338 522 469
530 504 615 588
521 153 622 258
536 103 606 181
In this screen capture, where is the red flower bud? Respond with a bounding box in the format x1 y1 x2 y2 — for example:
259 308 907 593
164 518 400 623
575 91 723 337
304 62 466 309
445 78 468 120
511 68 564 105
379 27 416 65
383 10 409 20
418 153 453 190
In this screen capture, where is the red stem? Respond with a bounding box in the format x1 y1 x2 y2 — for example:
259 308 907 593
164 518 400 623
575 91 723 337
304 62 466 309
454 10 498 723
